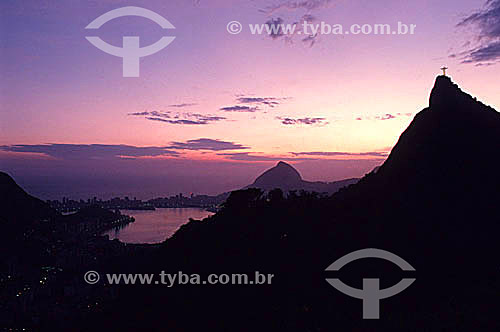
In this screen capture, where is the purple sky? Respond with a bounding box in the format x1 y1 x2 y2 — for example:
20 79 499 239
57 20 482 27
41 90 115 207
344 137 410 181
1 0 499 199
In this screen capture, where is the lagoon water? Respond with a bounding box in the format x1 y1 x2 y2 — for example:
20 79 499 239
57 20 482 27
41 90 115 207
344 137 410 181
104 208 213 244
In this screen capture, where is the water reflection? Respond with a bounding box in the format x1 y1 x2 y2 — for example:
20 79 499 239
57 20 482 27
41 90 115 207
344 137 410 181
104 208 213 244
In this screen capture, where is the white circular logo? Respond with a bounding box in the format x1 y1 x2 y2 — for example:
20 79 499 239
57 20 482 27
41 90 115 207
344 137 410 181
227 21 243 34
85 6 176 77
84 271 100 284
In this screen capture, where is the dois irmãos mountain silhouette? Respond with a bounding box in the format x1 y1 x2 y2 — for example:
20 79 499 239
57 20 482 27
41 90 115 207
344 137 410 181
245 161 358 193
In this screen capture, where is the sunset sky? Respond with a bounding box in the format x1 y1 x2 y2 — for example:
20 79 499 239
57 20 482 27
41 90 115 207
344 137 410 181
1 0 499 199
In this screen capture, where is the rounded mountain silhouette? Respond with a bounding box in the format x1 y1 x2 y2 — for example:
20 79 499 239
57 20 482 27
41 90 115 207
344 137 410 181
251 161 303 189
245 161 358 193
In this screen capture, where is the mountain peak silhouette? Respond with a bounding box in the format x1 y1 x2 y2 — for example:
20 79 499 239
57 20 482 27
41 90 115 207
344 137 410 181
347 75 500 209
429 75 493 113
246 161 358 193
252 161 303 189
0 172 57 233
276 161 291 167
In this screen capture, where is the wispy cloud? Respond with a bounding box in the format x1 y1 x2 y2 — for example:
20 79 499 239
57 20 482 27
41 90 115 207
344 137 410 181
356 113 413 121
168 103 198 108
301 32 319 47
455 0 500 65
235 97 284 107
217 152 312 162
291 151 389 158
219 105 259 112
264 17 286 39
129 111 150 116
377 114 396 121
129 111 226 125
0 144 179 160
220 96 289 114
261 0 336 14
276 116 328 126
262 14 319 46
462 42 500 64
146 117 209 125
169 138 249 151
218 149 389 162
1 139 251 159
259 0 325 47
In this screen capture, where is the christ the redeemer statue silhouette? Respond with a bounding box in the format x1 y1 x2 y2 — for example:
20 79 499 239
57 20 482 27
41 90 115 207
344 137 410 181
441 66 448 76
